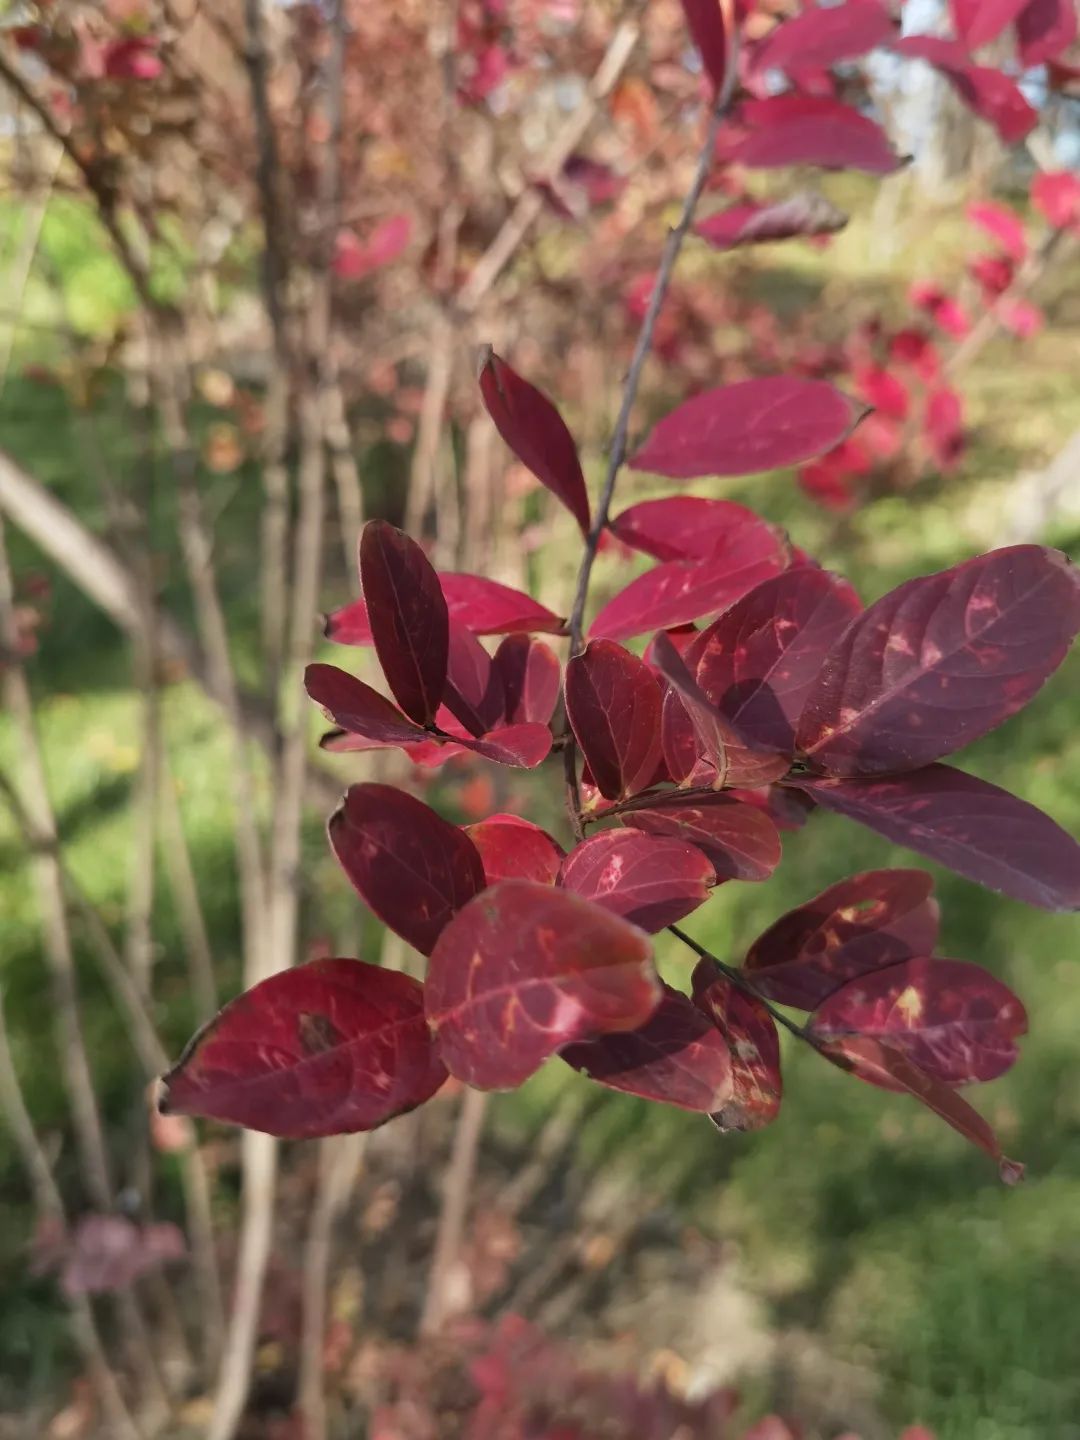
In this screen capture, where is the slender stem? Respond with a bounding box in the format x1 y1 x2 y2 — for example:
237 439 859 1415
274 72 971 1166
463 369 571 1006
419 1086 490 1336
667 925 813 1045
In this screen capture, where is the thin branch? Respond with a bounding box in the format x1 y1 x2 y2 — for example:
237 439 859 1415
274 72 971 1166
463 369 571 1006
667 925 812 1045
419 1086 490 1336
158 755 219 1023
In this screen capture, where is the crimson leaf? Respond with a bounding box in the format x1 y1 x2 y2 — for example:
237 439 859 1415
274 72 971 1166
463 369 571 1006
622 795 781 882
723 96 904 174
443 621 505 737
160 960 447 1138
695 193 849 251
1017 0 1077 67
610 496 769 562
454 723 553 769
678 0 733 97
465 814 565 886
559 830 715 932
750 0 896 76
565 640 662 800
328 783 486 955
691 961 783 1131
425 881 660 1089
359 521 448 726
305 663 430 746
325 573 564 645
892 36 1037 144
950 0 1029 49
492 633 561 725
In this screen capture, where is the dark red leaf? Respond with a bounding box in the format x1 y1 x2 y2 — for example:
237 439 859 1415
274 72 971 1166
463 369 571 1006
478 350 590 535
328 784 486 955
690 568 861 755
661 683 707 785
492 634 561 725
797 546 1080 776
792 765 1080 911
359 521 449 726
465 814 565 885
892 36 1038 143
744 869 940 1009
808 957 1026 1087
1017 0 1078 68
968 199 1028 261
455 723 553 769
325 574 564 646
623 795 781 882
950 0 1029 49
443 622 505 737
589 541 787 641
695 193 849 251
723 96 904 174
558 830 715 932
678 0 733 97
630 376 866 480
1031 170 1080 228
817 1033 1023 1181
652 631 731 780
561 984 732 1112
160 960 447 1138
751 0 895 76
610 496 770 562
305 663 430 746
334 214 411 280
425 881 660 1089
565 640 662 800
924 385 965 470
691 961 782 1131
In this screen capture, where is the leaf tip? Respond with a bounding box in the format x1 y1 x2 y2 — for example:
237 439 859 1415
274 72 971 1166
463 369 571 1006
999 1157 1025 1186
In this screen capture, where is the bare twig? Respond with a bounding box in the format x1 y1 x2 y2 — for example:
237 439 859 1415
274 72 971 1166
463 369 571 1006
158 755 219 1023
419 1086 490 1335
667 925 811 1045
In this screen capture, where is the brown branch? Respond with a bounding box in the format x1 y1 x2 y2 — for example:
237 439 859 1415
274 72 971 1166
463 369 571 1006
158 757 219 1023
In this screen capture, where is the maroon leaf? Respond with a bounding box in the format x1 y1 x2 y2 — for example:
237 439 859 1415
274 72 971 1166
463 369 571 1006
652 631 731 779
817 1033 1023 1182
565 640 662 800
328 784 486 955
1017 0 1077 67
359 521 449 727
465 814 565 885
744 869 940 1009
892 36 1037 143
723 96 904 174
797 546 1080 777
691 961 782 1131
558 831 715 932
792 765 1080 912
160 960 447 1138
443 622 505 737
950 0 1029 49
454 722 553 769
691 568 861 755
630 376 866 480
589 540 786 641
305 663 430 746
678 0 733 97
561 985 732 1112
492 633 561 725
609 496 777 563
478 349 590 535
661 683 707 786
425 881 660 1089
808 957 1026 1087
695 193 849 251
751 0 895 76
623 795 781 882
325 574 564 646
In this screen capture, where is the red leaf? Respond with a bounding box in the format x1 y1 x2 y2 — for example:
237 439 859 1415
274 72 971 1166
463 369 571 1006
924 386 965 469
558 830 715 932
589 542 786 641
695 193 849 250
630 376 866 480
425 881 660 1089
565 640 662 800
816 1033 1023 1181
465 815 565 885
678 0 734 97
160 960 447 1138
326 574 565 645
691 961 782 1131
808 957 1027 1087
751 0 895 76
102 36 163 81
791 765 1080 911
610 496 769 562
328 784 486 955
1016 0 1077 66
853 363 910 421
305 663 430 746
797 546 1080 776
745 869 940 1009
359 521 449 726
968 199 1028 261
455 723 553 769
690 568 861 754
443 622 505 737
1031 170 1080 229
478 350 590 535
492 634 561 725
724 96 903 174
561 984 732 1112
623 795 781 882
892 36 1038 143
950 0 1029 50
334 215 412 281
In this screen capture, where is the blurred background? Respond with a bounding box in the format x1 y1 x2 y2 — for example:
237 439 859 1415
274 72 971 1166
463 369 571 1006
1 1 1079 1437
